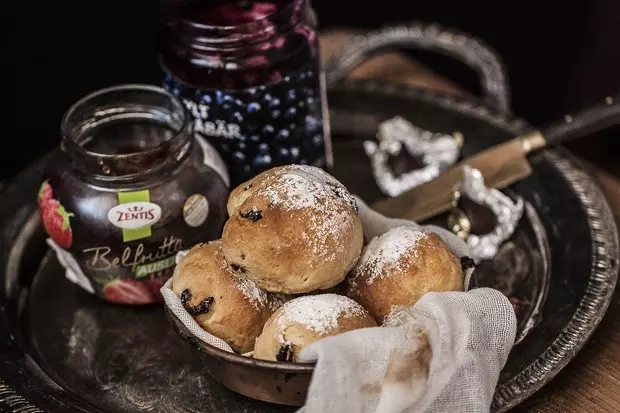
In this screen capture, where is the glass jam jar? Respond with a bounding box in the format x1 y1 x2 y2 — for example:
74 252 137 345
39 85 230 305
159 0 332 187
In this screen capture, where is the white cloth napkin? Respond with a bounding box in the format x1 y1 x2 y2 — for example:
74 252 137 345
297 288 515 413
161 196 517 413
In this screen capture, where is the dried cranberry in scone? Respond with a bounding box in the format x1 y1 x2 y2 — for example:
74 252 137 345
172 240 285 353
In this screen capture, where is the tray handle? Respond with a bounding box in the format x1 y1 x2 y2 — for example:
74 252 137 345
325 23 511 113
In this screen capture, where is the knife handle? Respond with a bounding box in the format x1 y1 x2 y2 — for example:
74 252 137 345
538 94 620 148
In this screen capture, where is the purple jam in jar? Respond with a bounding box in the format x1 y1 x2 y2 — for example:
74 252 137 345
39 85 230 305
159 0 332 186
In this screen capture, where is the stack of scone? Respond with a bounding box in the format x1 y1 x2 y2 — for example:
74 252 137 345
172 165 465 362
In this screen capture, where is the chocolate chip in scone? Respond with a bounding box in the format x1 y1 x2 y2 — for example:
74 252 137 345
276 343 294 362
240 206 263 222
244 183 253 190
460 256 476 272
231 263 246 273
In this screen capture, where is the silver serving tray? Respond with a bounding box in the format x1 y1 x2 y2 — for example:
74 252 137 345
0 81 618 413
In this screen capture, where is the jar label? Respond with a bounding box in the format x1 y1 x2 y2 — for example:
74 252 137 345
183 194 210 227
163 59 329 186
38 171 227 305
109 191 162 242
47 238 96 295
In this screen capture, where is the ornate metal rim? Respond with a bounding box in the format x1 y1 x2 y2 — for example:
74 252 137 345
0 378 44 413
0 80 618 413
325 23 511 113
492 151 619 411
330 80 619 412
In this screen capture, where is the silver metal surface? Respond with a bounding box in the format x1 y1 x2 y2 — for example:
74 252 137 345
365 116 461 196
455 166 524 261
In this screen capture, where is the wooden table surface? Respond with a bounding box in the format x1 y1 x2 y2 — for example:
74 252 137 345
319 30 620 413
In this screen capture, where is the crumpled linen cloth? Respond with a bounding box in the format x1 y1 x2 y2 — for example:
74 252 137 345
297 288 516 413
161 196 517 413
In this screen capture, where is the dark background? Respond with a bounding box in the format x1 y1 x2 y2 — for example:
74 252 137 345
6 0 620 181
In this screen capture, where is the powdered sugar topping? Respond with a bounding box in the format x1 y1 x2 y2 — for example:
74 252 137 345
263 173 321 209
352 225 429 285
215 251 272 310
233 276 272 310
260 165 358 213
276 294 367 334
255 165 358 260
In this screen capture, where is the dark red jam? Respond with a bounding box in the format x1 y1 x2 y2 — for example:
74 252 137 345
159 0 332 186
39 85 230 305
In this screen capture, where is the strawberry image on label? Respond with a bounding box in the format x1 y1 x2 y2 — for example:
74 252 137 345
38 181 74 249
38 181 53 210
42 200 74 249
103 278 156 305
144 276 168 302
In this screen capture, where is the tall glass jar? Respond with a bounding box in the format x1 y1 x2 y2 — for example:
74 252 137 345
39 85 229 305
158 0 332 187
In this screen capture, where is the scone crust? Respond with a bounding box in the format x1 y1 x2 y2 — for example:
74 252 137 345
253 294 377 362
171 240 279 353
222 165 363 294
347 229 463 324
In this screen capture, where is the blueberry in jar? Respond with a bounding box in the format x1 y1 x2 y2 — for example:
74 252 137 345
159 0 333 186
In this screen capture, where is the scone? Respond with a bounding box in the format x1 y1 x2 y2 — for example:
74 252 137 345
347 225 464 323
300 281 347 296
253 294 377 362
172 240 284 353
221 165 363 294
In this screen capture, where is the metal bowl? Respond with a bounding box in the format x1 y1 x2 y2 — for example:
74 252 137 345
165 307 314 406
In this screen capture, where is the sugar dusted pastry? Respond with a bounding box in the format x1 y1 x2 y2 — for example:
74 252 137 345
221 165 363 294
253 294 377 362
171 240 284 353
347 225 464 323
